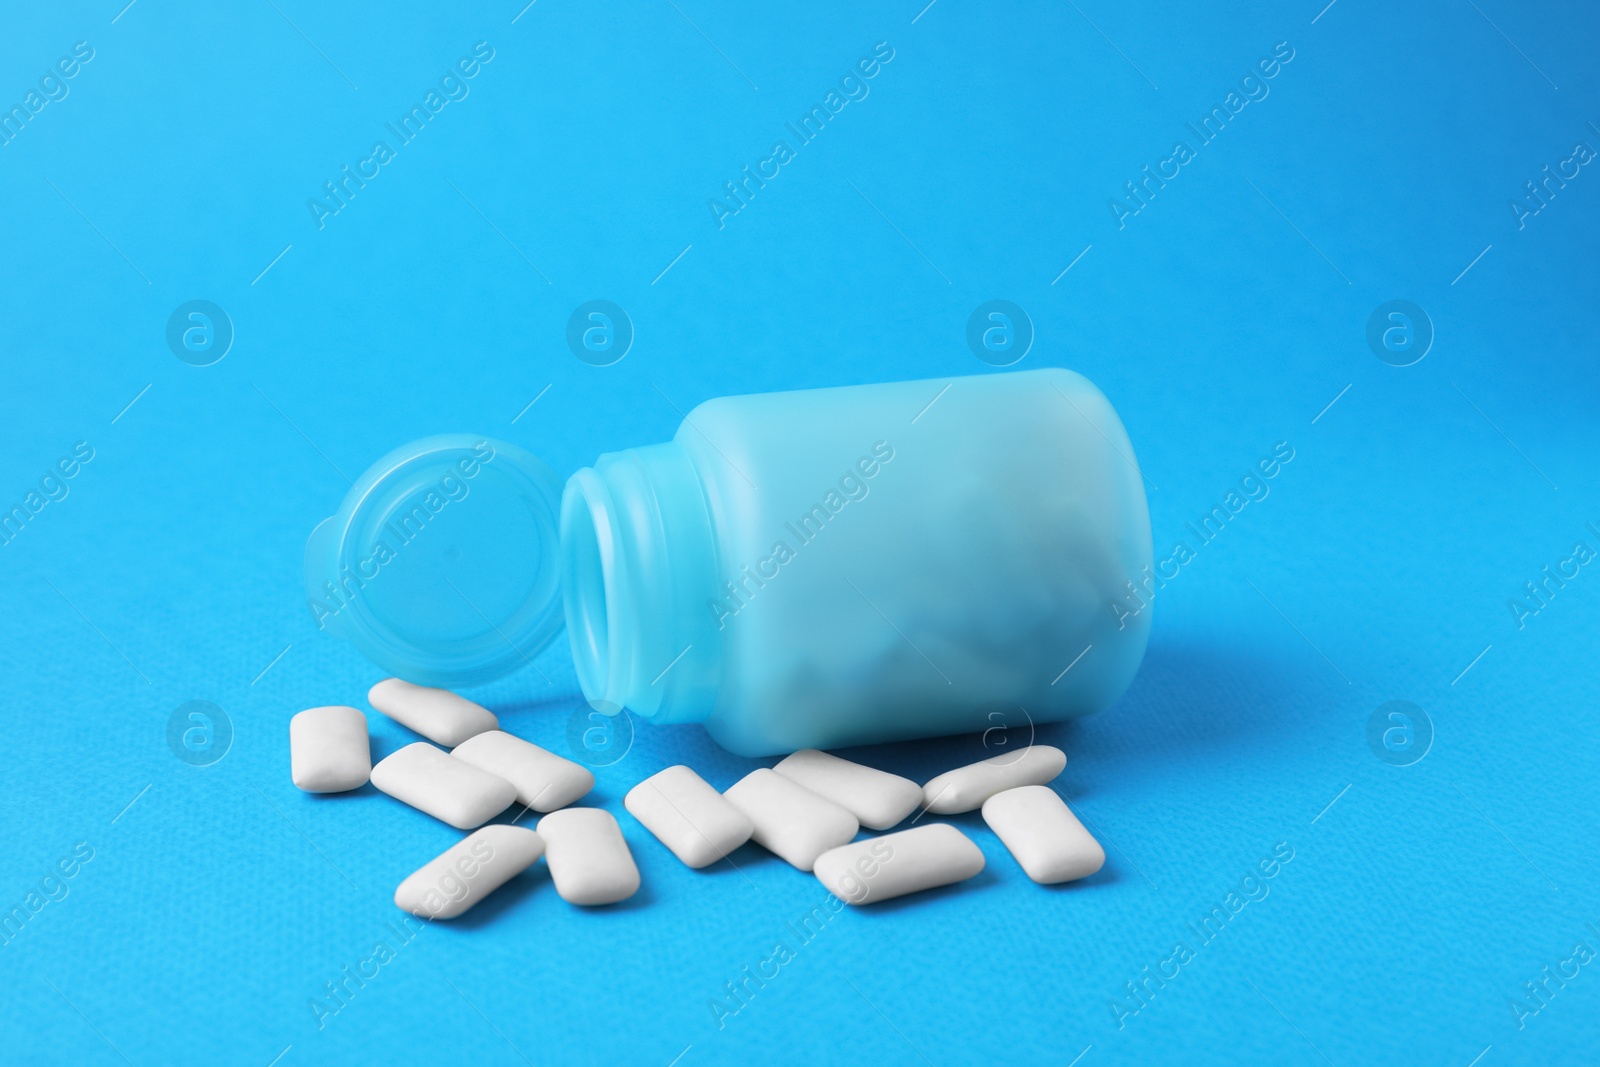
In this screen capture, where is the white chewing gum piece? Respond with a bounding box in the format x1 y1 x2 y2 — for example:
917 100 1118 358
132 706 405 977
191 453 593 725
536 808 641 905
370 742 517 829
451 730 593 812
723 768 858 871
290 705 371 793
625 766 753 869
772 749 922 831
982 785 1105 884
368 678 498 747
814 824 985 905
921 745 1067 814
394 825 545 919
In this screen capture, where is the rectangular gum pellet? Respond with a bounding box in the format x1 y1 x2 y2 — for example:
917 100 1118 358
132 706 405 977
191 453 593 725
723 768 859 871
290 705 372 793
536 808 640 905
450 730 593 812
368 678 499 747
394 825 545 920
370 742 517 829
772 749 922 830
981 785 1105 884
921 745 1067 814
813 824 985 905
625 766 754 869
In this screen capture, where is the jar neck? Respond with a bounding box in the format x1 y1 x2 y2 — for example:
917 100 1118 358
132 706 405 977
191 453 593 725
560 441 720 723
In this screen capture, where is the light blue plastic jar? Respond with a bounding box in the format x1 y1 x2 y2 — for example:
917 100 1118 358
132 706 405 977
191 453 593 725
307 368 1152 756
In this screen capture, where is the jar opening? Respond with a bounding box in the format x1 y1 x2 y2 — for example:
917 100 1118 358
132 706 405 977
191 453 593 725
559 446 720 724
560 471 611 706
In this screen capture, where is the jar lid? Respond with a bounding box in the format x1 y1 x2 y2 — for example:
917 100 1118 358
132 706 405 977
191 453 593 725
304 434 565 687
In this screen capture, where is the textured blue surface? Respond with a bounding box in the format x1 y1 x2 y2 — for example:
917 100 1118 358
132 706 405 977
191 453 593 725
2 2 1597 1065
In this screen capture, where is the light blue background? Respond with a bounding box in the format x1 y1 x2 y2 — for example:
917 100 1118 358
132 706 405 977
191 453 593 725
2 1 1596 1064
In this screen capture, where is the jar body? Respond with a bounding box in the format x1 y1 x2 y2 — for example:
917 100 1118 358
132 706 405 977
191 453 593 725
560 368 1152 757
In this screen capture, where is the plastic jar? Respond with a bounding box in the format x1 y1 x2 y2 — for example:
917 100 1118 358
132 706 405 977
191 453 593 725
307 368 1152 756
